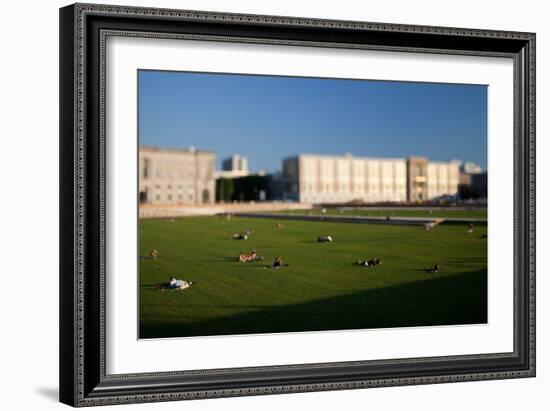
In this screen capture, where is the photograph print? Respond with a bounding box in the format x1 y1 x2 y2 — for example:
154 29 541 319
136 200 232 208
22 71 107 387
138 70 488 339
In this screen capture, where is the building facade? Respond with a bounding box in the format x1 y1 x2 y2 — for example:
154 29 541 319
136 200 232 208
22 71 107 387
139 146 215 205
283 154 459 204
425 160 461 200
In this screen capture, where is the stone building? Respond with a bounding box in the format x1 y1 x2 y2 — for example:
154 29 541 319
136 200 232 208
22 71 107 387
407 157 461 202
139 146 215 205
425 160 461 200
282 154 407 203
282 153 459 204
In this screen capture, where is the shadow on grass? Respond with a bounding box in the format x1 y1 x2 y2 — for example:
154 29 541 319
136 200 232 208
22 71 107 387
446 257 486 263
207 256 241 262
140 269 487 339
412 268 440 273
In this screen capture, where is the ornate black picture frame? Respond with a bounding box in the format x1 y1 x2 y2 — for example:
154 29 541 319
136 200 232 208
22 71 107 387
59 3 535 407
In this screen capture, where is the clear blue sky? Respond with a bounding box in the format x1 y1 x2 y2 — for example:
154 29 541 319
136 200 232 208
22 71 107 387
138 70 487 172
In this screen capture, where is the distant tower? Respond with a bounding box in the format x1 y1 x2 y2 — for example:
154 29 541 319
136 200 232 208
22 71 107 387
222 154 248 173
460 162 483 174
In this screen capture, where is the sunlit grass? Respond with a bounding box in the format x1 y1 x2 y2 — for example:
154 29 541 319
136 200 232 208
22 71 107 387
139 214 487 338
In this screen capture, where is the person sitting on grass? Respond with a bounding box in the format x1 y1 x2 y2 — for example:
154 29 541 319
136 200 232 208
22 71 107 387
426 263 440 273
140 250 159 260
272 256 284 269
467 223 475 234
149 249 160 259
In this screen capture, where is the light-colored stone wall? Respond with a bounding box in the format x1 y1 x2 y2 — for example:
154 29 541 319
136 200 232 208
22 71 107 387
139 201 312 219
285 154 408 204
427 162 460 199
139 146 215 205
284 154 459 204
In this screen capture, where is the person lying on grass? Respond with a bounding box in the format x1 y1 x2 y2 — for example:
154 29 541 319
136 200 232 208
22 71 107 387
356 258 382 267
317 235 333 243
232 233 248 240
157 276 194 291
238 250 264 263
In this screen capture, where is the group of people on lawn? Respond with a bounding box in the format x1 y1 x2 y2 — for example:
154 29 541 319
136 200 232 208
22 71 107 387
147 220 476 291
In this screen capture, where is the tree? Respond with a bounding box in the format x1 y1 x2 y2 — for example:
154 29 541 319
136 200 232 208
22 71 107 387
215 178 234 202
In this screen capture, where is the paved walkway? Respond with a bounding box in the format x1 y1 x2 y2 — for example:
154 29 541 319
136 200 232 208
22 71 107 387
234 213 486 226
139 202 311 218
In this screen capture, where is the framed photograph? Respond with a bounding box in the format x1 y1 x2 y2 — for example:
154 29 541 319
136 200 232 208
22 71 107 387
59 3 536 407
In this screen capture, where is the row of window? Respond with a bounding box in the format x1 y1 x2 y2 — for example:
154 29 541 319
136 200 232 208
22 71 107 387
302 195 408 202
302 162 407 170
149 193 194 202
142 170 214 179
301 184 406 192
301 173 408 180
152 184 195 191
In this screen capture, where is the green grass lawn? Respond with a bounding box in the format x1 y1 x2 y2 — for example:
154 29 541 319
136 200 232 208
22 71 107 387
277 208 487 219
139 215 487 339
